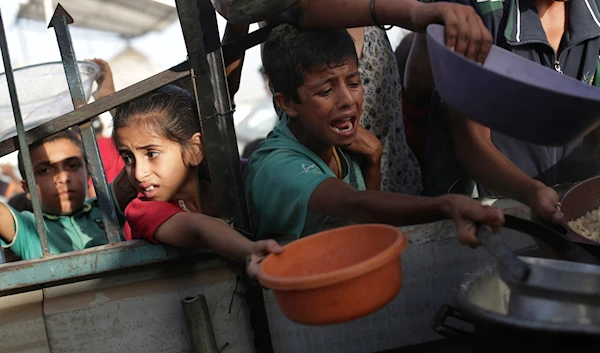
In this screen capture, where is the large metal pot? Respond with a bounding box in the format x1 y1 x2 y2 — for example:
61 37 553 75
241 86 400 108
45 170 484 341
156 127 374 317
560 175 600 246
501 257 600 323
211 0 297 24
474 216 600 325
432 262 600 353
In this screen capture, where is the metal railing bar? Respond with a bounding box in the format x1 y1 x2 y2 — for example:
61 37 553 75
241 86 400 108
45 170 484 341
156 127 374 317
206 49 252 232
176 0 242 227
0 61 191 158
50 6 122 243
0 240 218 297
0 8 51 258
221 23 276 67
175 2 273 353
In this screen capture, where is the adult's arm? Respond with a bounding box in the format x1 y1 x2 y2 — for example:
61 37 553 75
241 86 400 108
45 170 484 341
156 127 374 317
449 109 563 223
281 0 492 62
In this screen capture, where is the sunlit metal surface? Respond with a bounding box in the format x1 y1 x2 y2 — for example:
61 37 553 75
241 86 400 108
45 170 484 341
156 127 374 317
50 4 122 243
0 7 51 259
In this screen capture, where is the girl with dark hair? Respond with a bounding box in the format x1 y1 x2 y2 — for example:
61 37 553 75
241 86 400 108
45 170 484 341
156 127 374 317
113 85 282 278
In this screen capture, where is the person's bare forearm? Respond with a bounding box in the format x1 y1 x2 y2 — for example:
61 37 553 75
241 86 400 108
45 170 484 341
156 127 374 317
285 0 426 31
456 139 541 204
348 190 451 225
311 179 450 225
156 213 253 263
451 112 540 205
277 0 493 63
193 216 254 263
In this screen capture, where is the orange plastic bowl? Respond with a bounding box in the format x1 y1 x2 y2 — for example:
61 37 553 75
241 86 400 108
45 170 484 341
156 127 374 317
258 224 407 325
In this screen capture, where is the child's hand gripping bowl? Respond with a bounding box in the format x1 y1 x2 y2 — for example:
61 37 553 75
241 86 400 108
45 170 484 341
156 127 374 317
246 239 284 279
256 224 407 325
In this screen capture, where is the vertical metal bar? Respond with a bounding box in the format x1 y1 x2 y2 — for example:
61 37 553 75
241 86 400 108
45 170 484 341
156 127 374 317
175 2 274 353
181 295 219 353
176 0 251 233
49 6 122 243
205 49 251 232
0 9 51 258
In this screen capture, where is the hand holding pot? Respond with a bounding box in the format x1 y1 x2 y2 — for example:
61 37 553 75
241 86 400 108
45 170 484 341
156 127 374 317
528 181 564 224
440 194 504 247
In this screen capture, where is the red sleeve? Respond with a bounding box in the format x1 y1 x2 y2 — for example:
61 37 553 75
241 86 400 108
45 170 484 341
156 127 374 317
401 84 430 166
124 198 185 243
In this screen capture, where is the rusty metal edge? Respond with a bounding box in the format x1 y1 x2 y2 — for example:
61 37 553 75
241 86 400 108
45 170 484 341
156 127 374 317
0 240 214 297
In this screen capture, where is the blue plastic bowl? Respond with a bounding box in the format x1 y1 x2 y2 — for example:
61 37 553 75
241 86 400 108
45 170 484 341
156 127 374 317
427 24 600 146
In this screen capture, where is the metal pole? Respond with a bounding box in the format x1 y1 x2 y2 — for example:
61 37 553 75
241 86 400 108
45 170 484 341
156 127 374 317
175 0 251 233
48 5 122 243
181 295 219 353
0 8 51 259
205 48 252 232
175 1 274 352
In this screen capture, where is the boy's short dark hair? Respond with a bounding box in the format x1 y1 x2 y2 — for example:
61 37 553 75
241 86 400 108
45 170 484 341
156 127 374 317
262 24 358 103
17 129 84 179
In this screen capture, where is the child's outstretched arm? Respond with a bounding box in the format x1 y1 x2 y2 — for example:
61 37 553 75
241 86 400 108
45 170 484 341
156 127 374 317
152 212 283 278
308 178 504 247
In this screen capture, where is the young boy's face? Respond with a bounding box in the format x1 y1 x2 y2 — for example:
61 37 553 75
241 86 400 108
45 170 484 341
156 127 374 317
24 138 88 216
286 60 363 147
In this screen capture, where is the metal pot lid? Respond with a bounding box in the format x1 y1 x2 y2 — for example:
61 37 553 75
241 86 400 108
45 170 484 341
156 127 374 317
454 264 600 334
427 24 600 146
500 256 600 299
476 219 600 324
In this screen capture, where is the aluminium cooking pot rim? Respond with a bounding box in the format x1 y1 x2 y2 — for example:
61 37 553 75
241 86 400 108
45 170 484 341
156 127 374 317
560 175 600 246
453 262 600 335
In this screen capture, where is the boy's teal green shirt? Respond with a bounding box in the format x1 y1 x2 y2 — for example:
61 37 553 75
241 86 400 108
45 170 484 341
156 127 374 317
1 186 125 260
243 116 367 239
1 200 109 260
